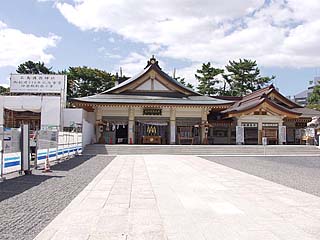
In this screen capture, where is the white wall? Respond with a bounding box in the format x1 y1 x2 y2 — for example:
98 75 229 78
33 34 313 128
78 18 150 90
63 108 96 146
63 108 83 127
41 96 61 128
83 111 95 146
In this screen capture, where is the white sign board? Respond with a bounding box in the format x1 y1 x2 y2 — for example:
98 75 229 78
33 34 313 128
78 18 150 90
305 128 315 137
279 126 287 143
10 74 66 93
236 126 244 144
262 137 268 146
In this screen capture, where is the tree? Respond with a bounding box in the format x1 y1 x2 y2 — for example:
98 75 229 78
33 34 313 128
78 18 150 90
223 59 275 96
308 85 320 104
174 76 195 90
66 66 115 98
0 86 9 95
195 62 224 95
17 61 53 74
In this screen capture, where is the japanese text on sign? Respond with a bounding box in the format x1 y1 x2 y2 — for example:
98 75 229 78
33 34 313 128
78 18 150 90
10 74 66 93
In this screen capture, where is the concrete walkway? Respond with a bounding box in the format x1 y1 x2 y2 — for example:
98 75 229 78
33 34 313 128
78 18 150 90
35 155 320 240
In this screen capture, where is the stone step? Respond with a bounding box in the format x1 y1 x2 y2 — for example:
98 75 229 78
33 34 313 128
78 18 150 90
83 144 320 155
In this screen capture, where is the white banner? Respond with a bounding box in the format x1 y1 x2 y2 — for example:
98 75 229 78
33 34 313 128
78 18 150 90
10 74 66 93
279 126 287 143
236 126 244 144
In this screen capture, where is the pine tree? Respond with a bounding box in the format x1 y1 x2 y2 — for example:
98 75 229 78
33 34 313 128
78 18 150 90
223 59 275 96
17 61 53 74
195 62 224 95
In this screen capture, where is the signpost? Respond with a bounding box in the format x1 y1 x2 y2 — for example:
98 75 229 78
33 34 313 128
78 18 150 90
0 139 3 181
21 124 31 175
279 126 287 144
262 137 267 156
236 126 244 145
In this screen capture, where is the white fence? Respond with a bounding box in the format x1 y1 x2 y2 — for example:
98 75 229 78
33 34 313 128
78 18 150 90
36 131 82 166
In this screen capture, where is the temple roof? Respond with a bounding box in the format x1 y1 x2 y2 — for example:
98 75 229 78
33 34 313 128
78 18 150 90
222 85 304 117
72 56 233 106
292 107 320 118
104 56 200 96
73 93 231 106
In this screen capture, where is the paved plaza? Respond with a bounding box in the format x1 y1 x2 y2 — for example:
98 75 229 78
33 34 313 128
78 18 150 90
204 156 320 197
0 155 114 240
34 155 320 240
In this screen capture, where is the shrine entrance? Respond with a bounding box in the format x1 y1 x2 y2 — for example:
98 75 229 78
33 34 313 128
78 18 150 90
242 123 259 145
262 123 278 145
135 119 169 144
100 117 128 144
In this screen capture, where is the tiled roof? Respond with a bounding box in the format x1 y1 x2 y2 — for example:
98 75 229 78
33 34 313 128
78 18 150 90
72 94 232 105
103 58 200 96
292 107 320 118
222 85 301 116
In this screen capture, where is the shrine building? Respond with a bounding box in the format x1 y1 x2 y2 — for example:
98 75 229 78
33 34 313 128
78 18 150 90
72 56 320 145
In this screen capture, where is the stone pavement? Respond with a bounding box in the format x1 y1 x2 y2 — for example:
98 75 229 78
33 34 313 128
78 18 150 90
35 155 320 240
0 155 114 240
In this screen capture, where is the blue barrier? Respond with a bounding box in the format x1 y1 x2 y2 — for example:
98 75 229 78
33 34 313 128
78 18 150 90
36 145 82 165
2 152 21 174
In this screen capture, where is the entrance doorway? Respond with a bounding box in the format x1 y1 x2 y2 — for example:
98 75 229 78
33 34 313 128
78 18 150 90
135 120 169 144
101 117 128 144
243 123 258 145
262 123 278 145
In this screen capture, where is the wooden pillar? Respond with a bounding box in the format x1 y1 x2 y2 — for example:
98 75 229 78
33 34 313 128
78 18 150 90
170 108 176 144
128 107 135 144
227 125 232 144
258 120 263 145
96 107 103 143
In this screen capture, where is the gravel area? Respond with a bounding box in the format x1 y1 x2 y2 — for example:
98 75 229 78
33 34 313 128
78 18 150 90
202 156 320 197
0 154 114 240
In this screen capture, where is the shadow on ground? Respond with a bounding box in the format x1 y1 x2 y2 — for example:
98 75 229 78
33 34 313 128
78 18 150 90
0 154 96 202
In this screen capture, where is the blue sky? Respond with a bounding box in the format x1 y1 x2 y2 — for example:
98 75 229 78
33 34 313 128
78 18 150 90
0 0 320 97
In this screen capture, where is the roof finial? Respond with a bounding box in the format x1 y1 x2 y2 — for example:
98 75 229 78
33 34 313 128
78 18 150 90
145 55 160 69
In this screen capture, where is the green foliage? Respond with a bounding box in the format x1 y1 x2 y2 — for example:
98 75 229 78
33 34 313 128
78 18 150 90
0 86 9 95
306 104 320 111
308 85 320 104
17 61 53 74
65 66 115 98
195 62 224 95
223 59 275 96
174 76 195 90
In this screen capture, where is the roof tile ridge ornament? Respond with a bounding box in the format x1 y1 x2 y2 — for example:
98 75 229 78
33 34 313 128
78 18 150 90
260 92 268 99
144 55 161 70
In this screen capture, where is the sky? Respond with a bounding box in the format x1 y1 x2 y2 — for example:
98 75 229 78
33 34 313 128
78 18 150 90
0 0 320 97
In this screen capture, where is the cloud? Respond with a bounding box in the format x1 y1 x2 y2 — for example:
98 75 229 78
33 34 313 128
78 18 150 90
0 20 60 68
55 0 320 70
108 37 115 43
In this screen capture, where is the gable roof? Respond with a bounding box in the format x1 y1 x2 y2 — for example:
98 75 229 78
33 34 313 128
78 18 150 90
222 85 302 117
103 56 200 96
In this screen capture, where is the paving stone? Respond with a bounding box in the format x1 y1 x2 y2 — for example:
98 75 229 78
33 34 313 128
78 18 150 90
0 155 114 240
33 154 320 240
